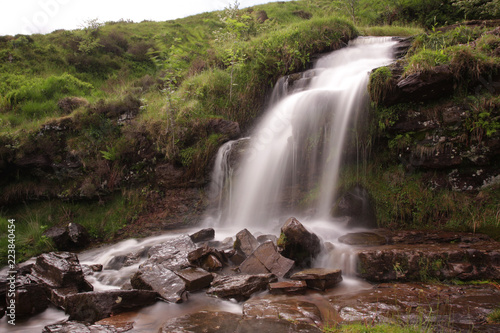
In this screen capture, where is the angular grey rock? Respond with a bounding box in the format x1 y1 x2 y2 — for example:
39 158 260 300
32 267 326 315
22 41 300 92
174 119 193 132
207 274 277 301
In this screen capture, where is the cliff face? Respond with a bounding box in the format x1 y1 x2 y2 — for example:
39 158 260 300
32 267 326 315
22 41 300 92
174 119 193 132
370 24 500 192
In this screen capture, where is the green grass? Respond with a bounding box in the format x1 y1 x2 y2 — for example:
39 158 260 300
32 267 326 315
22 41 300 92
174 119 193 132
359 25 424 37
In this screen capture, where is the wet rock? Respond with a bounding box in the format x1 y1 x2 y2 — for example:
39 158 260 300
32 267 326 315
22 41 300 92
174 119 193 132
189 228 215 243
234 229 260 257
357 242 500 282
159 311 242 333
43 223 90 251
188 245 226 272
239 241 294 278
257 234 278 244
380 230 491 244
9 275 49 318
207 274 277 301
175 267 214 291
31 252 93 292
131 262 187 303
278 217 322 267
338 232 387 246
332 185 377 229
396 65 455 103
42 320 121 333
105 247 149 270
243 296 324 327
237 318 322 333
206 118 241 140
328 282 500 332
268 280 308 295
291 268 343 291
147 234 196 270
64 290 157 323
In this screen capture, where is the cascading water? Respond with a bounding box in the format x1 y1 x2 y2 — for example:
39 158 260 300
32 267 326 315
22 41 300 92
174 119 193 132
207 36 398 273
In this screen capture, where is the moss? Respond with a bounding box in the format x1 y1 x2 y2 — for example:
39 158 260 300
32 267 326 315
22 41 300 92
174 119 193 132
368 66 393 106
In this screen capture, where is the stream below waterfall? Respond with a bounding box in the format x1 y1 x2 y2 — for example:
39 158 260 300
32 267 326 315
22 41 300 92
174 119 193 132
5 37 498 332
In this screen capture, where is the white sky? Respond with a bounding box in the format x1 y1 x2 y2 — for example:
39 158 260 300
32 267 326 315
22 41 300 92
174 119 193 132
0 0 291 36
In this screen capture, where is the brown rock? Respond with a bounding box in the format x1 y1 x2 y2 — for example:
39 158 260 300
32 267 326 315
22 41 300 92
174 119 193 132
207 274 277 301
269 280 308 295
291 268 343 291
175 267 214 291
239 241 295 278
234 229 260 257
278 217 322 267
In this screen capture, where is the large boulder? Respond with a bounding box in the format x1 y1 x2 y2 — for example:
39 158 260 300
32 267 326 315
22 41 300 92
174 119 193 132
31 252 93 292
64 290 157 323
278 217 322 267
207 274 277 301
189 228 215 243
43 223 91 251
239 241 294 278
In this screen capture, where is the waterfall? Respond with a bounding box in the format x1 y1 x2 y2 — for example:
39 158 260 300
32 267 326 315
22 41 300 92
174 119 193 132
209 37 397 232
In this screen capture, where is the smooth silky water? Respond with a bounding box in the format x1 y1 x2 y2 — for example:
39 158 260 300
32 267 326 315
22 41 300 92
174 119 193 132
1 37 396 332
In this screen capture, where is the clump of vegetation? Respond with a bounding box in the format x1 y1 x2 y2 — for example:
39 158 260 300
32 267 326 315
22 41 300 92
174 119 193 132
368 66 393 105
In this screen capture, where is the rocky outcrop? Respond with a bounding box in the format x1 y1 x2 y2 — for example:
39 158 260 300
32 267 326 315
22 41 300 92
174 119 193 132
207 274 278 301
338 232 387 246
278 217 322 267
357 241 500 282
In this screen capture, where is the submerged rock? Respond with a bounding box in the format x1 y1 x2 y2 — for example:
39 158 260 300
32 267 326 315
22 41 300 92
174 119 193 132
291 268 343 291
159 311 242 333
278 217 322 267
207 274 277 301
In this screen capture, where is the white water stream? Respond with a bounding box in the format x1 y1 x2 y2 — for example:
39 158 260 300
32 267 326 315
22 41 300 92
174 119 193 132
1 37 396 332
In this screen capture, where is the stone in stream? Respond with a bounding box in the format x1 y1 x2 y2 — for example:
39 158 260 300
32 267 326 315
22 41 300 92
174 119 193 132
146 234 196 270
175 267 214 291
278 217 322 267
130 262 187 303
234 228 260 256
268 280 308 295
189 228 215 243
187 245 226 272
239 241 294 278
8 275 50 318
64 289 157 323
206 273 277 301
291 268 343 291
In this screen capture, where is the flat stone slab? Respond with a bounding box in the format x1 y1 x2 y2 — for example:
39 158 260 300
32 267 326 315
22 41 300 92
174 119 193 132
131 262 186 303
291 268 342 291
207 274 277 301
269 281 307 295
